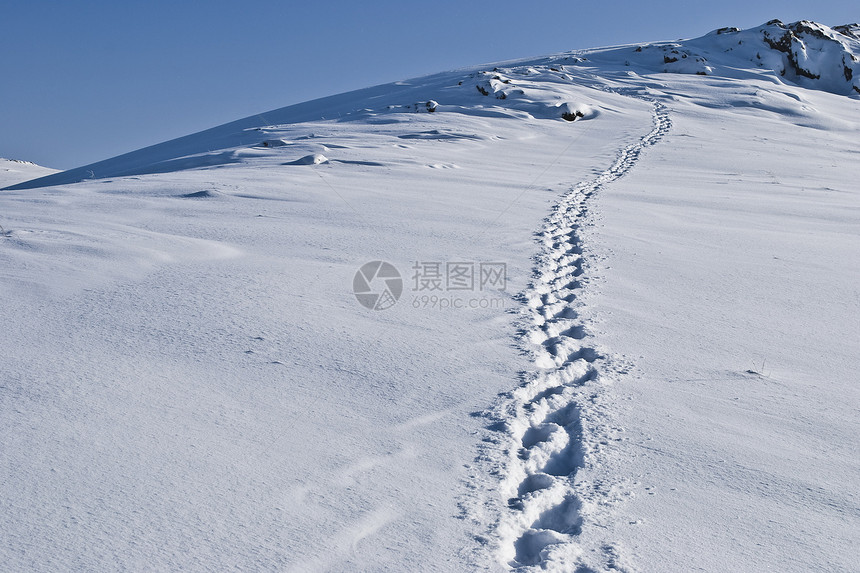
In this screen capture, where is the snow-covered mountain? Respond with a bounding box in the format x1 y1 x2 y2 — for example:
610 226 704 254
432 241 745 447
1 20 858 573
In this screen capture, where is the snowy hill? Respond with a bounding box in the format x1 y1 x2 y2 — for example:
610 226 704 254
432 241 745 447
2 20 859 573
5 20 859 193
0 158 57 189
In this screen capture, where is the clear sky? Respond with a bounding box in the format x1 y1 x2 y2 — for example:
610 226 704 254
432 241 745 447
1 1 856 169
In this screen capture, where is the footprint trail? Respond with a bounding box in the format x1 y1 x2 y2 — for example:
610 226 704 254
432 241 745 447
481 92 670 571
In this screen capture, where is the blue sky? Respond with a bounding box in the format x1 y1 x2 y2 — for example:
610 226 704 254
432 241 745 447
1 1 856 169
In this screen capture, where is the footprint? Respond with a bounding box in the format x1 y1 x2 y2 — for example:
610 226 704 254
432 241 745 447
513 529 567 566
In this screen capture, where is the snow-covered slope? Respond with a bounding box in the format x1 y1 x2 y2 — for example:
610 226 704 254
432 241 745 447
2 20 859 573
0 158 57 189
6 20 860 193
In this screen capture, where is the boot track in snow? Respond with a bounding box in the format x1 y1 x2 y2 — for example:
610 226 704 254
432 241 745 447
479 93 670 571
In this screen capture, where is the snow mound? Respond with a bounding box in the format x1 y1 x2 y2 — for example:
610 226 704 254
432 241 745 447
629 44 713 75
179 190 221 199
284 153 328 165
468 68 595 120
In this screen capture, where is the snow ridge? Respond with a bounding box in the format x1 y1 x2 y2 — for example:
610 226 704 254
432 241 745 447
483 92 670 571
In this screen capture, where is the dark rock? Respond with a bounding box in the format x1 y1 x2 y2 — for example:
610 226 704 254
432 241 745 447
834 24 860 39
762 30 792 53
792 21 829 40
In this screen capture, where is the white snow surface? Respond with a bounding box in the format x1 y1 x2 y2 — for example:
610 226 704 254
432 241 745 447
2 20 859 572
0 158 57 189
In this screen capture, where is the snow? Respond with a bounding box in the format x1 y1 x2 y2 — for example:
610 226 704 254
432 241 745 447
0 158 57 189
573 77 860 572
2 19 859 573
